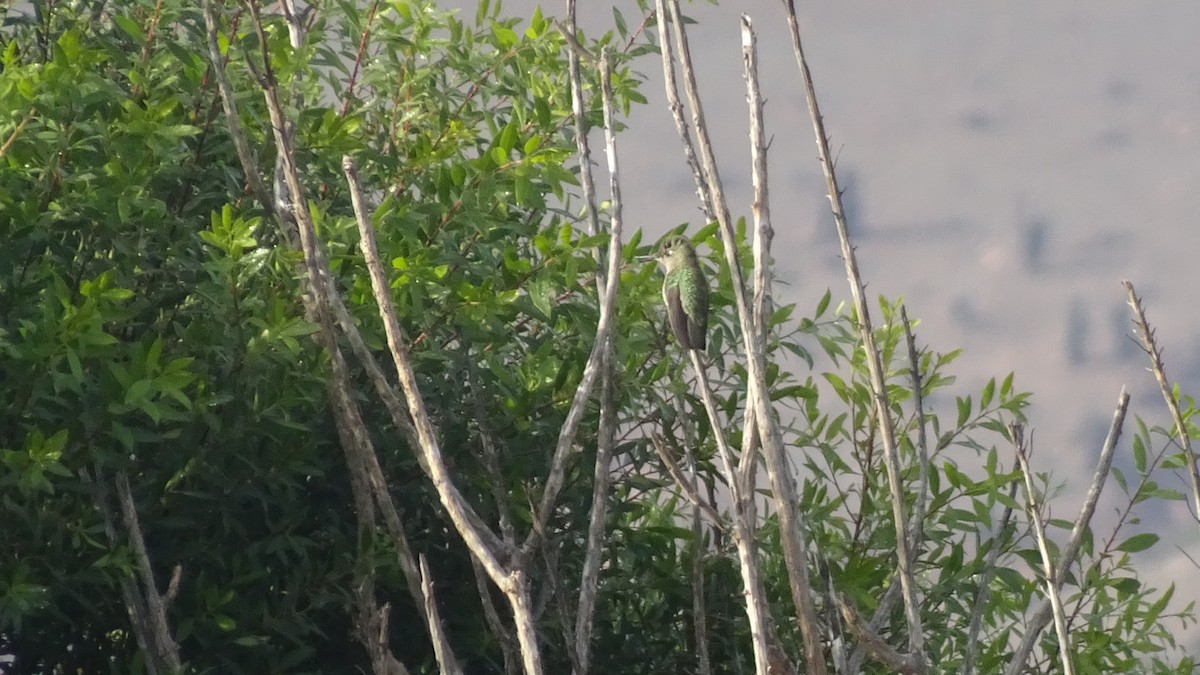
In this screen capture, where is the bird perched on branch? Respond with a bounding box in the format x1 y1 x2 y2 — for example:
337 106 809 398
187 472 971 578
654 235 709 351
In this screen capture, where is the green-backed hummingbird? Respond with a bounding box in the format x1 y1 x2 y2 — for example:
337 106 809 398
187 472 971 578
654 235 709 351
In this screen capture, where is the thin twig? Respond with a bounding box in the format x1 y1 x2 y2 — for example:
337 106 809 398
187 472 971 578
520 48 626 558
651 434 726 527
0 106 35 160
241 4 474 671
689 351 774 675
1004 388 1129 675
88 466 160 672
573 344 615 673
200 0 279 228
342 156 510 575
667 385 716 675
1011 426 1075 675
463 340 517 543
652 0 714 221
1124 280 1200 521
204 8 431 671
691 499 714 675
470 556 521 675
743 15 774 337
779 1 924 666
561 1 602 240
340 0 381 116
734 14 768 513
960 458 1020 675
900 307 930 554
573 68 621 661
834 593 922 674
571 16 622 673
420 555 465 675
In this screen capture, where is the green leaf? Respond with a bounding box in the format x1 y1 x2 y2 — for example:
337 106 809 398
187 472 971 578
497 118 519 154
1117 532 1159 553
814 289 831 318
956 395 972 427
1132 433 1146 473
980 377 995 409
612 7 629 37
491 22 518 48
114 15 145 41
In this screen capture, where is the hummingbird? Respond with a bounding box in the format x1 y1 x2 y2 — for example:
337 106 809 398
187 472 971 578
654 235 709 351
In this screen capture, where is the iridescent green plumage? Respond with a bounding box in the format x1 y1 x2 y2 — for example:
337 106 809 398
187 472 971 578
655 235 709 350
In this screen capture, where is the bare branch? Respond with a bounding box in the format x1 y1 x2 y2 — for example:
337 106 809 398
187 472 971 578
420 555 465 675
465 348 518 544
342 156 509 574
691 506 714 675
559 3 602 240
651 433 727 528
835 593 922 675
0 106 35 160
229 4 477 671
961 458 1020 675
575 345 617 674
470 556 521 675
163 565 182 608
114 471 182 673
779 1 924 664
1124 280 1200 520
572 21 622 674
89 468 156 670
900 307 930 554
653 0 714 221
200 0 279 228
743 15 774 337
655 5 825 668
521 48 626 557
688 350 774 675
1011 426 1075 675
1004 388 1129 675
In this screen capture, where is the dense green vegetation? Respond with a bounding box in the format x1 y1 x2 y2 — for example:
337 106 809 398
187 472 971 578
1 1 1194 673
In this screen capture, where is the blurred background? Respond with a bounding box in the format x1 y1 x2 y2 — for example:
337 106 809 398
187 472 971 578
454 0 1200 649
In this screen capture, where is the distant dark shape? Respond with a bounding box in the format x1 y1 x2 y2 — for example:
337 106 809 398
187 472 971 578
1097 127 1130 149
1106 77 1136 102
1066 297 1090 367
1021 217 1049 274
950 296 981 331
960 108 997 133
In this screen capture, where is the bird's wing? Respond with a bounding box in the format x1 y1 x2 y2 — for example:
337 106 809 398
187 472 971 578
664 282 695 350
688 277 708 350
